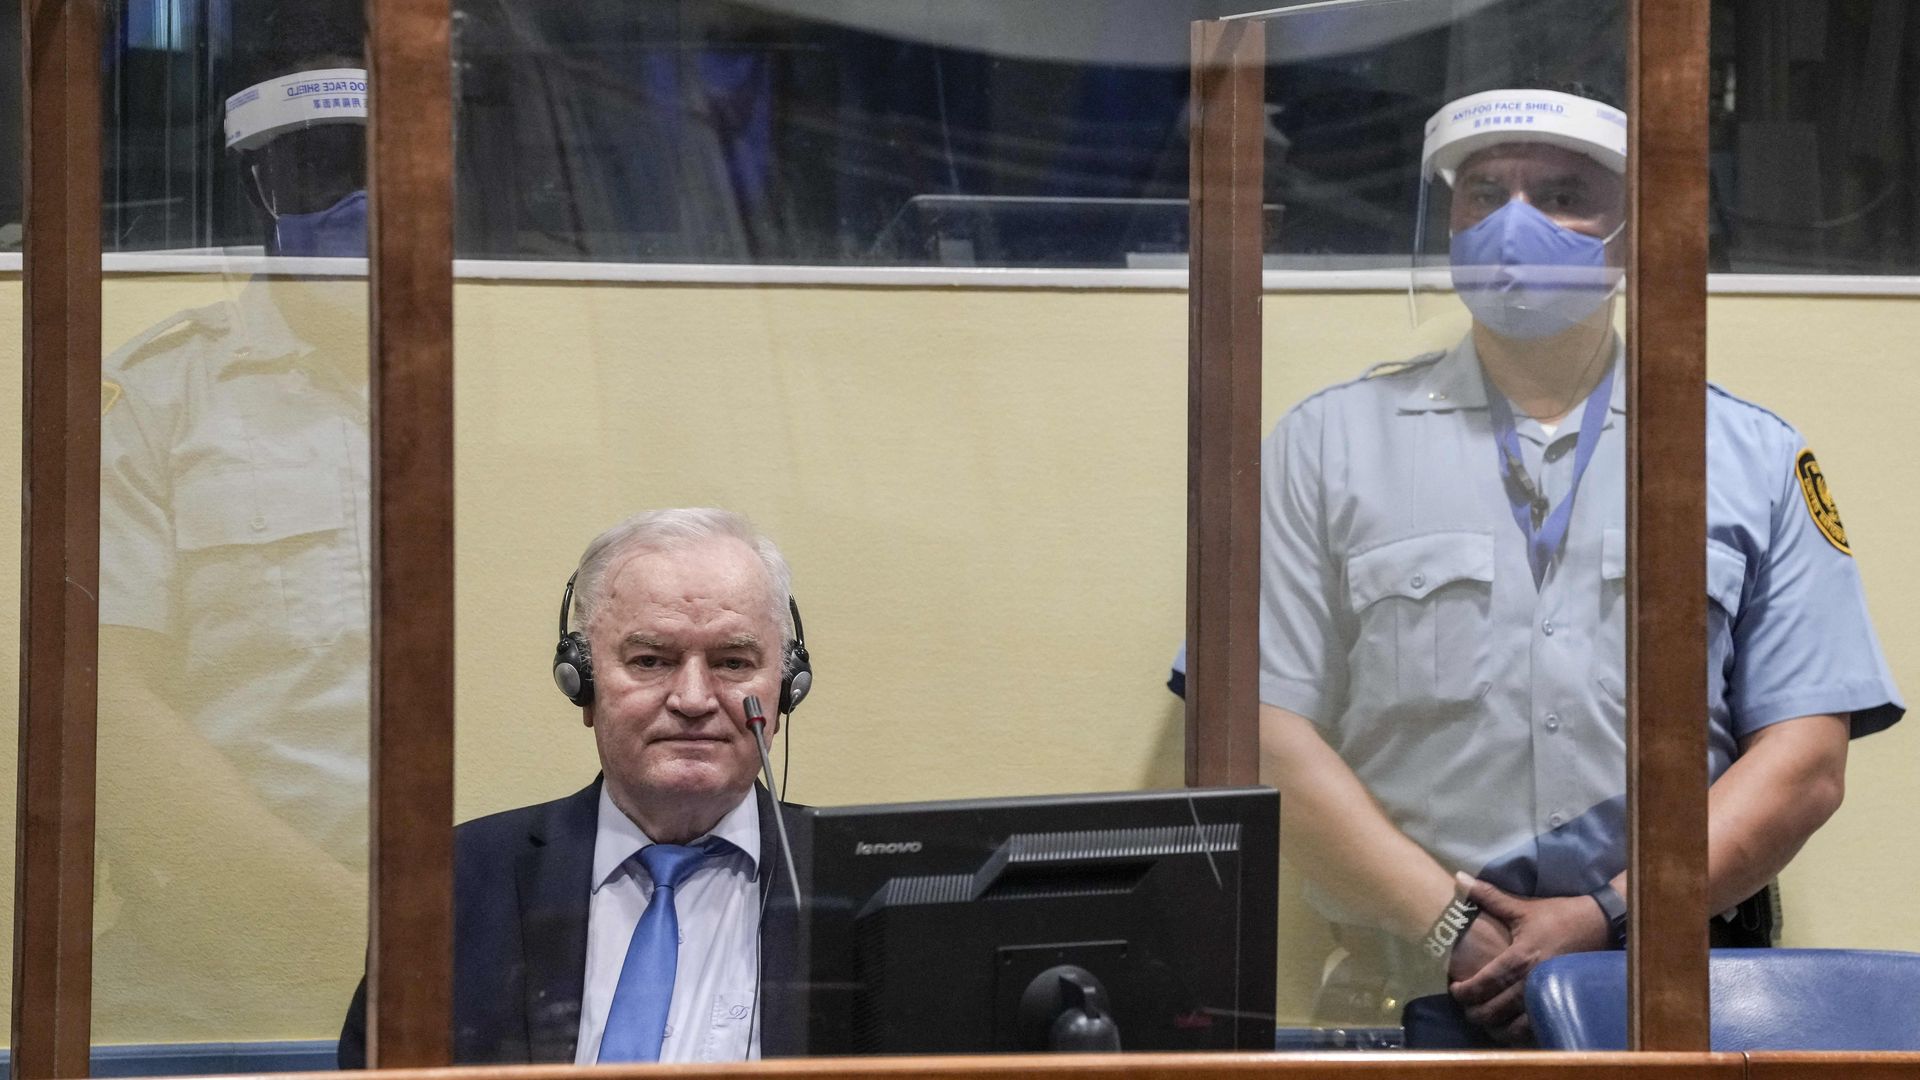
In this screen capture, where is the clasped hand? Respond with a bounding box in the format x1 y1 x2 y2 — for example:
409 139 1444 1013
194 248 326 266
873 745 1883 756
1445 877 1611 1046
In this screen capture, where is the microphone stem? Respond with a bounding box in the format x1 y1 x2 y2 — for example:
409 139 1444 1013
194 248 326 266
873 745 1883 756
753 721 804 912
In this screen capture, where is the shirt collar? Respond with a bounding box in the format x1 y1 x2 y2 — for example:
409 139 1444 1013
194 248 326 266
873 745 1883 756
1399 333 1627 418
591 784 761 892
209 280 316 376
1398 337 1488 413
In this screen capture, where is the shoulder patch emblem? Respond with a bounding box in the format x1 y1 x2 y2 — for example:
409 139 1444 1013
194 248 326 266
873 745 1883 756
101 379 123 417
1794 448 1850 555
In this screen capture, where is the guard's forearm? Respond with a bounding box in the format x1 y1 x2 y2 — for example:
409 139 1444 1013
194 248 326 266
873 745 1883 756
1703 713 1849 915
1605 715 1847 920
1261 703 1458 941
99 627 363 890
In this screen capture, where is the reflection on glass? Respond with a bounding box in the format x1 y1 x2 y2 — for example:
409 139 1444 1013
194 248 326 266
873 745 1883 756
79 2 1920 274
94 11 369 1052
1709 2 1920 275
447 0 1210 266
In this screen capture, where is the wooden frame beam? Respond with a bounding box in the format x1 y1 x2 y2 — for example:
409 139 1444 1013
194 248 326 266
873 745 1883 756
12 0 103 1072
365 0 457 1065
1185 17 1265 789
1627 0 1713 1053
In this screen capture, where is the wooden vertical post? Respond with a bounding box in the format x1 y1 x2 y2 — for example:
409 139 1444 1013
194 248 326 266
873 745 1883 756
1185 18 1265 789
1627 0 1713 1053
365 0 456 1065
13 0 102 1074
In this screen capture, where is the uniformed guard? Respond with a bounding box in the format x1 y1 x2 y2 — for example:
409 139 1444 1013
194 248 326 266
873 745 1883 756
95 49 374 1031
1173 82 1902 1043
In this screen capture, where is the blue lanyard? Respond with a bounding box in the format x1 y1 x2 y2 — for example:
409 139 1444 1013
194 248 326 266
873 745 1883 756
1483 363 1616 588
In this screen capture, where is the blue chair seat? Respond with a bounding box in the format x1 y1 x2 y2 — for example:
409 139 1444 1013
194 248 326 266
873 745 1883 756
1527 948 1920 1051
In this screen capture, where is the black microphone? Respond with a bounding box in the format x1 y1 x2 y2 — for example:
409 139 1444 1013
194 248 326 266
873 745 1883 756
743 694 803 911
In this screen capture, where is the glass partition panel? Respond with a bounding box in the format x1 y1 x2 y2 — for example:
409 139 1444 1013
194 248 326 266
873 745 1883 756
1708 0 1920 275
1245 0 1634 1049
93 0 369 1066
1701 2 1918 1042
450 0 1209 267
445 0 1282 1065
71 0 1919 277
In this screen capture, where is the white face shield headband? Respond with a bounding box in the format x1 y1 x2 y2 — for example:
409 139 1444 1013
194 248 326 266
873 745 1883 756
223 67 369 152
1421 88 1626 185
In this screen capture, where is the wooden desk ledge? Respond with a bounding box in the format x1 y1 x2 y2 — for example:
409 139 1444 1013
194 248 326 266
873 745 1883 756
1744 1052 1920 1080
242 1052 1755 1080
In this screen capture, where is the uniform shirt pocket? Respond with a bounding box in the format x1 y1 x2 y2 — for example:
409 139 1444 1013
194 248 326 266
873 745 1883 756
174 463 360 650
1596 527 1628 700
1346 531 1496 709
1705 541 1747 618
1705 540 1748 711
1594 531 1746 704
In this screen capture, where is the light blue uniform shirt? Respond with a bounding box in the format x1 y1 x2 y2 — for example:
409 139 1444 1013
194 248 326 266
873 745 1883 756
1176 336 1901 914
101 284 372 866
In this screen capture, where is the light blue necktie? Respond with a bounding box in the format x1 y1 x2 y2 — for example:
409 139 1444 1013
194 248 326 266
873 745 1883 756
597 839 728 1063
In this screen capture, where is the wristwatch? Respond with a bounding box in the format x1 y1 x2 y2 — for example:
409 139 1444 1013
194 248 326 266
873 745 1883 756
1590 883 1629 949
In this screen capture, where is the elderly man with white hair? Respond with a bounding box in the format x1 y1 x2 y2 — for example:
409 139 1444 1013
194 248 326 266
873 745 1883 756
340 507 810 1066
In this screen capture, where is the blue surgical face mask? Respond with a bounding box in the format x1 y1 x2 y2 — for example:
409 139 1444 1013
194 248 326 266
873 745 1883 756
1449 198 1621 340
272 189 368 258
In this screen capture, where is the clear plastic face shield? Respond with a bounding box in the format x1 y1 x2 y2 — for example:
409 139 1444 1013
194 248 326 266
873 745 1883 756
1411 89 1629 337
223 67 370 257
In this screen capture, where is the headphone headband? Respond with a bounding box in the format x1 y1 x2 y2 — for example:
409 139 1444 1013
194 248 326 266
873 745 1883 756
559 572 578 638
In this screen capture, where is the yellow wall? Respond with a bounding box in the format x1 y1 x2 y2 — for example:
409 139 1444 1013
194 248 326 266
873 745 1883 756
1701 296 1920 955
0 273 1911 1041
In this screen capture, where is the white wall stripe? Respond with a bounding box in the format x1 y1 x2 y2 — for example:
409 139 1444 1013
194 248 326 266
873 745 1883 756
2 252 1918 297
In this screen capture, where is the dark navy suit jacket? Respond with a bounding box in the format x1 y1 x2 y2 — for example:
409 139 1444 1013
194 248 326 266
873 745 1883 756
338 779 798 1066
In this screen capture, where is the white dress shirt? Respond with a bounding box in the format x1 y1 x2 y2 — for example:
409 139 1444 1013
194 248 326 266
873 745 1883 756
574 786 762 1064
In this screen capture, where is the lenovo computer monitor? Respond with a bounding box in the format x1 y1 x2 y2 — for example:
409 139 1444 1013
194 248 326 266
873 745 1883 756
762 786 1278 1056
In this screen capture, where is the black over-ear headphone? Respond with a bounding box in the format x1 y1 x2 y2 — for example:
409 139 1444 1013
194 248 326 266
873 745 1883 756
552 572 814 714
553 572 595 707
779 597 812 715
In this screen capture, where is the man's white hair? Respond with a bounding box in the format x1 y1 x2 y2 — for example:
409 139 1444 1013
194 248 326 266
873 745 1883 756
569 507 795 667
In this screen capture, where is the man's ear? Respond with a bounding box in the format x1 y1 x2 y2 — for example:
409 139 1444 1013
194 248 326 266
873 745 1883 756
582 704 595 729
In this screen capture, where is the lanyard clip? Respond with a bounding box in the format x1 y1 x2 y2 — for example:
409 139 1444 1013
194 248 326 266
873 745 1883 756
1501 444 1551 533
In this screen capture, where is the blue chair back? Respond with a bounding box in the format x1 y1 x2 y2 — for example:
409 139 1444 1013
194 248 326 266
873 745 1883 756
1527 948 1920 1051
